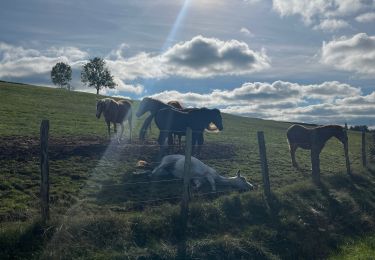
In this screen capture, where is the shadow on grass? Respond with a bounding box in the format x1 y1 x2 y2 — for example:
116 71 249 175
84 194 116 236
0 219 54 259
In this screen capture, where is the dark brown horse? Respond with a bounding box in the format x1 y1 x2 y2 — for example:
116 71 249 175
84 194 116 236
136 97 173 140
155 107 223 153
286 124 348 168
96 98 132 142
167 100 185 148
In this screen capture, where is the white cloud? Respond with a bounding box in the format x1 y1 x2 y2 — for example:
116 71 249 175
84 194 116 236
321 33 375 76
313 19 350 32
0 42 88 78
106 36 270 79
240 27 254 36
355 12 375 23
1 36 269 82
148 80 373 126
161 35 270 77
272 0 375 30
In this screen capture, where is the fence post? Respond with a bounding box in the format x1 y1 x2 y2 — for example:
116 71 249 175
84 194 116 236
311 129 320 184
344 129 351 176
257 131 271 200
362 130 367 167
177 127 192 259
40 120 50 223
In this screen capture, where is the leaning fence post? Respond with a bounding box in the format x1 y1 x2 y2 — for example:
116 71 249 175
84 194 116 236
40 120 50 223
362 129 367 167
257 131 271 200
311 129 320 184
177 127 192 259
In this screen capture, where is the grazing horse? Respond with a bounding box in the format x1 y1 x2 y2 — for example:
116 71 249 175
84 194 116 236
96 98 132 142
286 124 348 168
136 97 173 140
154 107 223 153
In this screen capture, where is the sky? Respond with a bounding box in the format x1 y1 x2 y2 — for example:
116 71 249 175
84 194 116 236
0 0 374 127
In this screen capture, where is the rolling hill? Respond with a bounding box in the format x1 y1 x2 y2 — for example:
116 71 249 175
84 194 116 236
0 81 374 259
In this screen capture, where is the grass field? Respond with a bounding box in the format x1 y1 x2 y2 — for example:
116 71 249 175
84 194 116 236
0 81 374 259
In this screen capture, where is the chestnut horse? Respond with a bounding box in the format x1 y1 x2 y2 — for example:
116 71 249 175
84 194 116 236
96 98 132 142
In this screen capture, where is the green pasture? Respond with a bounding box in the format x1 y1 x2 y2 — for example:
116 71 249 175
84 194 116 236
0 81 374 259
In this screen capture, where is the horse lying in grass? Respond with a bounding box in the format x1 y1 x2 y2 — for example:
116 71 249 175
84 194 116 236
151 154 254 191
286 124 348 168
96 98 132 142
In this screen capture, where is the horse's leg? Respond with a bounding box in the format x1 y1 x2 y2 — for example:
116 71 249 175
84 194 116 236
196 133 204 156
168 133 176 153
178 134 182 151
128 116 132 143
118 123 124 143
106 121 111 139
206 174 216 192
290 144 298 168
140 114 154 141
157 131 169 160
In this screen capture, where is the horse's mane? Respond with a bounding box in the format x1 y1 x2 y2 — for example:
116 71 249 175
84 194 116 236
317 125 343 130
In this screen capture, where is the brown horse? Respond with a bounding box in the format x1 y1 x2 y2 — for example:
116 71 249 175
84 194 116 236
96 98 132 142
167 100 183 110
286 124 348 168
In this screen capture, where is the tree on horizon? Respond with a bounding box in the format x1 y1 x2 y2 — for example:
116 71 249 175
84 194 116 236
51 62 72 90
81 57 116 95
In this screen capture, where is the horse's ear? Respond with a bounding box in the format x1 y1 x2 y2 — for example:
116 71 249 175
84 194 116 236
236 169 241 177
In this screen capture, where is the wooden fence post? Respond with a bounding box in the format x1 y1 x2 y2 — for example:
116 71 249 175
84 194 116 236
344 129 351 176
362 130 367 167
311 129 320 184
177 127 192 259
257 131 271 200
40 120 50 223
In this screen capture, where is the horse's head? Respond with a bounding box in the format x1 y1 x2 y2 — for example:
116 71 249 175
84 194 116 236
96 99 105 119
210 109 223 131
334 125 348 145
233 170 255 191
136 97 153 117
96 98 113 119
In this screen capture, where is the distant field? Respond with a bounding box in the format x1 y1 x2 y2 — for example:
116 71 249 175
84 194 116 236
0 81 374 259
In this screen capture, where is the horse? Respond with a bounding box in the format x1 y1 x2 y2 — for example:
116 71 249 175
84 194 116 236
151 154 254 191
167 100 183 110
167 100 185 148
96 98 132 142
136 97 173 140
286 124 348 168
154 107 223 154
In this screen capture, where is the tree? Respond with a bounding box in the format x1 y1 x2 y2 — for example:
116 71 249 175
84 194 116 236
81 57 116 95
350 125 369 132
51 62 72 90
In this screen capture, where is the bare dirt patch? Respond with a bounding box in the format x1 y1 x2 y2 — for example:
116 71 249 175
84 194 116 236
0 136 237 162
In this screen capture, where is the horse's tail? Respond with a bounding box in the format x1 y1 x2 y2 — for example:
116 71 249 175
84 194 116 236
139 114 154 141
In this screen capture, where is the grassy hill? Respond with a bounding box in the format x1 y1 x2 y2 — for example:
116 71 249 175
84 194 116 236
0 81 374 259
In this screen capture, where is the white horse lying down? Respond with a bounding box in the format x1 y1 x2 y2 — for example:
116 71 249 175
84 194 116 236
151 154 254 191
